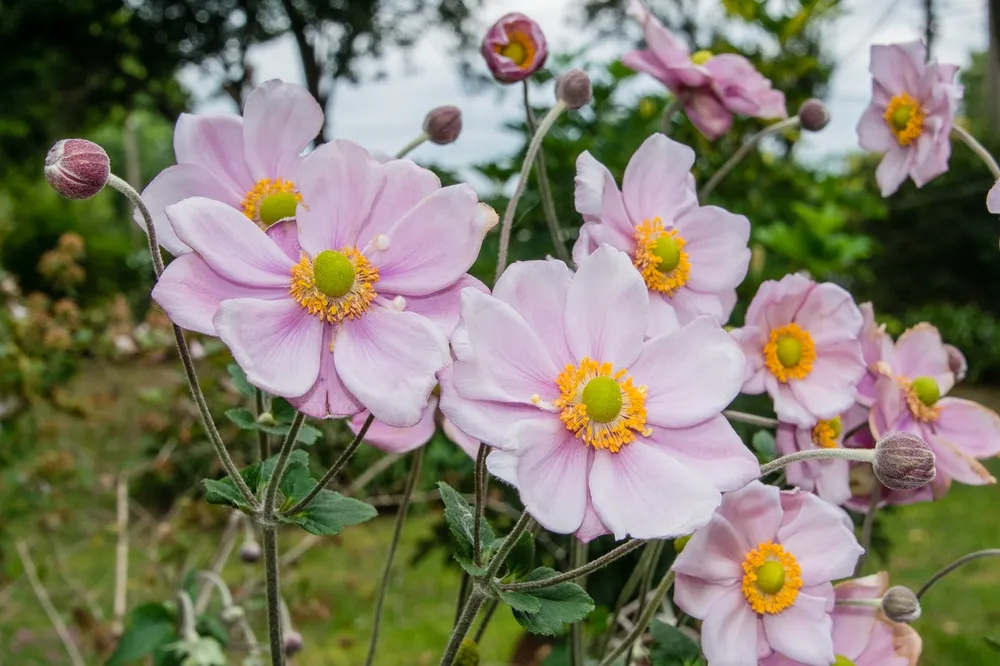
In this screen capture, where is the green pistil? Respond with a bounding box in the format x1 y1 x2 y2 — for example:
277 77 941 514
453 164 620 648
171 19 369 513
581 377 623 423
258 192 298 226
776 336 803 368
755 561 786 594
313 250 355 298
652 235 681 273
912 376 940 406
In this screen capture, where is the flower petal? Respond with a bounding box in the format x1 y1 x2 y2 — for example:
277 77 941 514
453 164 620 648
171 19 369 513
796 282 864 346
152 253 286 335
685 91 734 140
493 259 575 367
589 440 722 539
673 512 748 585
777 493 863 585
265 219 302 261
350 397 438 454
989 179 1000 214
565 245 649 368
630 317 745 428
935 397 1000 458
699 588 760 666
290 339 364 420
486 448 519 486
674 576 741 621
875 148 914 198
166 197 295 287
214 298 323 398
675 205 751 292
441 417 480 459
893 323 953 394
438 365 542 448
857 104 896 153
357 159 441 246
242 80 324 181
576 494 611 543
399 274 488 339
716 481 783 547
667 286 730 326
574 151 636 248
334 306 449 428
173 113 252 195
789 339 865 421
621 133 698 225
645 415 760 491
762 588 835 665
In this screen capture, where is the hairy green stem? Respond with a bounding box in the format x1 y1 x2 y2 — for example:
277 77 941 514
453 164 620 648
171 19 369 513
285 413 374 515
262 412 305 515
855 482 882 575
473 597 500 643
439 589 486 666
262 527 284 666
570 540 588 666
500 539 646 591
396 132 429 158
917 549 1000 599
365 448 425 666
523 81 570 264
723 409 780 429
599 569 676 666
255 388 270 460
699 117 802 201
760 447 874 477
454 571 471 626
474 443 489 566
952 125 1000 179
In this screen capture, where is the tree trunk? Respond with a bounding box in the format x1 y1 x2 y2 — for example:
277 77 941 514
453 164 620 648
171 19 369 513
988 0 1000 135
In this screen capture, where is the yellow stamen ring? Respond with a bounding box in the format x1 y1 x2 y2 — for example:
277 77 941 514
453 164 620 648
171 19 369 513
811 416 842 449
741 542 802 614
290 247 378 324
884 92 925 147
496 29 536 68
763 323 816 383
633 218 691 295
242 178 302 229
553 358 650 453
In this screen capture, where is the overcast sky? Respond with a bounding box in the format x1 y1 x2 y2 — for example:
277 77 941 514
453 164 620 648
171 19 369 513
178 0 988 184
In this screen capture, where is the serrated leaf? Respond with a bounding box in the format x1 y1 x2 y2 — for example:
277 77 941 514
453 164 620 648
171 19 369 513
227 363 255 397
507 567 595 636
295 423 323 445
203 478 251 511
454 553 488 576
437 482 495 566
202 450 309 511
105 603 177 666
224 407 257 430
500 589 542 613
650 619 701 666
281 489 377 535
751 430 776 459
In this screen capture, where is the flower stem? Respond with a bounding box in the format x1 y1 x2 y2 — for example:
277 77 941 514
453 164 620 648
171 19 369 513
439 589 486 666
855 482 882 576
723 409 780 429
500 539 646 591
835 598 883 608
486 512 535 577
952 125 1000 180
473 597 500 643
597 540 660 657
262 411 305 515
661 94 688 134
396 132 429 159
916 549 1000 599
365 447 425 666
262 526 285 666
496 100 568 281
699 117 801 201
599 569 676 666
570 540 588 666
523 81 570 264
627 541 664 666
107 172 258 510
474 443 489 566
454 571 471 625
285 413 374 515
759 447 875 477
255 388 270 460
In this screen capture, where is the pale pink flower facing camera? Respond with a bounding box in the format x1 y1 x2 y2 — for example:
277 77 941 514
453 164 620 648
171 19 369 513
440 246 759 541
733 273 865 427
622 0 786 139
573 134 751 330
153 140 491 426
481 13 547 84
870 323 1000 487
761 572 922 666
673 481 863 666
856 40 962 197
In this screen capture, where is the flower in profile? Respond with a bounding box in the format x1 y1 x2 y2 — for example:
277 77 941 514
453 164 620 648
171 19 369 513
440 246 759 541
856 40 962 197
733 273 865 427
622 0 786 139
573 134 750 330
140 80 323 255
775 403 869 505
869 323 1000 486
673 481 863 666
481 13 547 84
856 302 893 407
760 572 922 666
152 140 491 425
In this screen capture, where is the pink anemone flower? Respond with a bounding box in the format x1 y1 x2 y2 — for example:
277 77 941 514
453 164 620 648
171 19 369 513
349 390 480 457
573 133 751 330
140 80 324 255
439 246 759 540
869 323 1000 487
761 572 922 666
622 0 786 139
856 302 893 407
856 40 962 197
732 273 865 427
673 481 863 666
152 140 490 426
775 403 869 506
481 13 547 84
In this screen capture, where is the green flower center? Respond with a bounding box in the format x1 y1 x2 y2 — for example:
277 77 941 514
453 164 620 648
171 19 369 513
755 561 786 594
691 49 713 65
673 534 692 554
890 105 915 132
776 335 803 368
829 415 843 438
833 656 856 666
912 376 940 406
581 376 623 423
258 192 299 227
652 234 682 273
313 250 355 298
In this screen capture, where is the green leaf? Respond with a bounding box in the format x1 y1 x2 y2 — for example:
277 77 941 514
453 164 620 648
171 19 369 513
751 430 776 460
503 530 535 579
202 449 310 511
203 478 248 510
227 363 255 397
453 553 488 577
281 488 377 535
296 423 323 445
650 620 701 665
105 602 178 666
195 615 229 647
224 407 257 430
500 589 542 613
507 567 595 636
437 482 495 568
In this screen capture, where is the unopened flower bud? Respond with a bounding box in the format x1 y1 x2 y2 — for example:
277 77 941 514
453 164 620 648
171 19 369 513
283 630 304 656
240 541 262 563
881 585 921 623
45 139 110 200
221 605 245 625
455 638 480 666
556 69 592 110
256 411 276 426
797 99 830 132
424 106 462 145
944 344 967 383
873 432 936 491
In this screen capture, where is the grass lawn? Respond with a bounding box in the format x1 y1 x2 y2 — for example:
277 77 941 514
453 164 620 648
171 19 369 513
0 361 998 664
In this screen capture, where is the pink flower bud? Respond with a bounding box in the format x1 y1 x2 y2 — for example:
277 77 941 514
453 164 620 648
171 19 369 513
873 431 936 491
556 69 592 110
481 13 547 84
944 344 967 383
239 541 262 563
797 98 830 132
424 106 462 145
44 139 110 200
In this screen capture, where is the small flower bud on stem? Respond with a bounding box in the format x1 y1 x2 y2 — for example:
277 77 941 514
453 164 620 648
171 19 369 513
424 106 463 145
45 139 110 200
556 69 592 110
872 431 936 491
881 585 922 622
797 98 830 132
